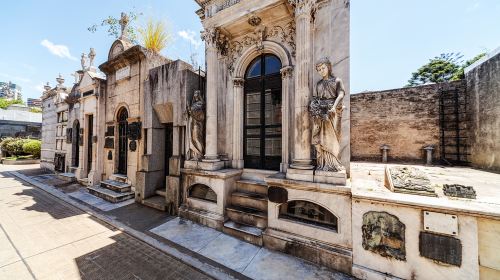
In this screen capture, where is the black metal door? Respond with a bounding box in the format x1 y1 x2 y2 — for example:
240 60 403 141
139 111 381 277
244 54 282 170
72 120 80 167
87 115 93 175
117 109 128 175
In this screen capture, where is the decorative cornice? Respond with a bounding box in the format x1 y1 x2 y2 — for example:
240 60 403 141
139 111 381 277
288 0 317 18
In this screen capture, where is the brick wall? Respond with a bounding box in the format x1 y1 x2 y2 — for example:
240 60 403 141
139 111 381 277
350 81 465 162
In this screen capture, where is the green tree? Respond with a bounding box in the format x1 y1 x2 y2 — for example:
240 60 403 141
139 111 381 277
0 98 24 109
88 11 142 43
407 52 487 86
23 139 41 158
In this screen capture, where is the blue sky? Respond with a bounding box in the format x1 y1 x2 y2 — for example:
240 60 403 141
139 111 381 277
0 0 499 101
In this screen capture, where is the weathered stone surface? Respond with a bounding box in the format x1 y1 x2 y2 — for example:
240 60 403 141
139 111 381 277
419 232 462 266
443 184 477 199
385 166 436 196
362 211 406 261
351 81 466 162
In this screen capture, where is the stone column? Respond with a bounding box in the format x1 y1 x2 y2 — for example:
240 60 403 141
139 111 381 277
202 28 219 162
289 0 315 170
280 66 293 172
232 78 245 169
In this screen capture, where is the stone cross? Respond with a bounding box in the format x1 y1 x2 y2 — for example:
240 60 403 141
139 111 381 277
119 12 129 39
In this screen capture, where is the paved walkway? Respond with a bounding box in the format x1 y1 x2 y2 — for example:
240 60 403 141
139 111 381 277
0 164 212 280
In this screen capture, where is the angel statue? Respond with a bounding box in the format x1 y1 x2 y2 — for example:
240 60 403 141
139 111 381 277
309 57 345 172
187 90 205 160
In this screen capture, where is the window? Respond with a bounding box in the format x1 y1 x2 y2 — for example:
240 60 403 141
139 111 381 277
279 200 338 231
188 184 217 203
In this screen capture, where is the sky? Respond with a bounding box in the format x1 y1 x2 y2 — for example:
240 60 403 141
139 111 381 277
0 0 499 101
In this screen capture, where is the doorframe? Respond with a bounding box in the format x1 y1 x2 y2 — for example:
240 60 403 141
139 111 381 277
115 106 129 175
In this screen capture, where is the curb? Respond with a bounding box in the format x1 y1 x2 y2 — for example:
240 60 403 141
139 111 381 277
9 171 240 280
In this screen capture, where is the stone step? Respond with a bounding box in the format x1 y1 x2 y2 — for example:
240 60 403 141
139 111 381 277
88 186 134 203
231 191 268 212
109 174 128 183
57 173 76 183
236 179 268 196
223 221 263 246
241 168 278 182
100 179 131 193
226 205 267 229
143 196 167 211
155 189 166 197
78 178 89 187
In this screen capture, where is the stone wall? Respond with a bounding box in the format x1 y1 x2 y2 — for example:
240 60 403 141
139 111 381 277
351 81 465 162
465 48 500 172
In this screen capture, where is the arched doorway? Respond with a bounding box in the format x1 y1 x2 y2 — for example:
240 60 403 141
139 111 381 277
72 120 80 167
244 54 282 170
117 107 128 175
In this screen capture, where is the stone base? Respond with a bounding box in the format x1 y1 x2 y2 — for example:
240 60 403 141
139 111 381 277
286 168 314 181
184 160 225 171
352 264 404 280
178 204 224 231
263 228 352 275
314 170 347 185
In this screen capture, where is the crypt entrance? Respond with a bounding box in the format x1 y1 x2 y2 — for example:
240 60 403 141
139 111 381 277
244 54 282 171
117 107 129 175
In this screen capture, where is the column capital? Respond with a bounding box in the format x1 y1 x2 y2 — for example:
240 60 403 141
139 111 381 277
288 0 317 18
233 77 245 87
280 66 294 79
201 27 229 55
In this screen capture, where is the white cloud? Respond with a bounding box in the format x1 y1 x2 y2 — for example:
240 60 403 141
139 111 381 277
178 30 202 49
41 39 77 61
34 83 45 93
467 0 480 12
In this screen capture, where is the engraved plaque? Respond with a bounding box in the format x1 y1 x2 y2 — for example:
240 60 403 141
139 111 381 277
116 65 130 81
105 126 115 137
66 128 72 143
423 211 458 236
107 151 113 160
419 232 462 266
127 122 142 140
104 137 114 149
129 140 137 151
268 187 288 203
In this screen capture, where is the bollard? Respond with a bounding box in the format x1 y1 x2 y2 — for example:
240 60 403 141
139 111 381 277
380 144 390 163
423 145 434 165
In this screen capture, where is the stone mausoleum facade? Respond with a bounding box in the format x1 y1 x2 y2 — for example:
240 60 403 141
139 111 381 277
40 3 500 280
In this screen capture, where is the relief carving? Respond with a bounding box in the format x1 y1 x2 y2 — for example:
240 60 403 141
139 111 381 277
187 90 205 161
309 57 345 171
362 211 406 261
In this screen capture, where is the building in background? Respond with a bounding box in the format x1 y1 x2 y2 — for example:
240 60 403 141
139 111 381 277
0 103 41 138
27 98 42 108
0 81 22 100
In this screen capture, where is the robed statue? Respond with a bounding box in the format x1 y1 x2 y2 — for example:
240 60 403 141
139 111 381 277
309 57 345 171
187 90 205 160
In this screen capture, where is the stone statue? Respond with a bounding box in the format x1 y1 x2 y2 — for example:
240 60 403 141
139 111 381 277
309 57 345 171
88 48 96 67
187 90 205 160
119 12 129 39
81 53 87 71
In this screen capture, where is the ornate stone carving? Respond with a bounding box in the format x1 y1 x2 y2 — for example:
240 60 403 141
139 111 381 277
233 78 244 88
248 15 262 27
309 57 345 172
88 48 96 68
81 53 87 71
385 166 436 196
443 184 476 199
187 90 205 160
280 66 293 79
201 28 229 56
362 211 406 261
288 0 317 18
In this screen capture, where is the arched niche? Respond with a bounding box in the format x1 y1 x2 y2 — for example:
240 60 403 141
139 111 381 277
278 200 338 231
188 184 217 203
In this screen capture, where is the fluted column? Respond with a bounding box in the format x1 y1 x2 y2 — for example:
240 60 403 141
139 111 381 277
289 0 315 170
202 28 219 162
232 78 245 169
280 66 293 172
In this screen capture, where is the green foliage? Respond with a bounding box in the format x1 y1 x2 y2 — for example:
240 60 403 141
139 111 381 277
22 139 41 159
138 19 171 53
407 52 487 86
0 137 16 155
29 107 42 113
0 98 24 109
5 138 30 157
88 11 142 43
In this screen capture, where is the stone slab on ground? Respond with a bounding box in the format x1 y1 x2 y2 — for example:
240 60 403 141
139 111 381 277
69 188 134 211
151 217 355 280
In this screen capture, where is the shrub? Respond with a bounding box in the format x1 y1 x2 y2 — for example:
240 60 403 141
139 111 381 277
6 138 30 157
0 137 16 156
23 140 41 159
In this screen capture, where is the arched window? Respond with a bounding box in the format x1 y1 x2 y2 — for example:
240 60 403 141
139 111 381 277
188 184 217 203
244 54 282 170
279 200 338 231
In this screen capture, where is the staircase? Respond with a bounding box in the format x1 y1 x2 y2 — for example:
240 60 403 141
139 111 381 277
223 179 269 246
88 174 134 203
142 189 168 211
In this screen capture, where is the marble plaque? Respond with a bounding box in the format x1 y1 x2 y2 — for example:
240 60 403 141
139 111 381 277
385 166 436 196
419 232 462 266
